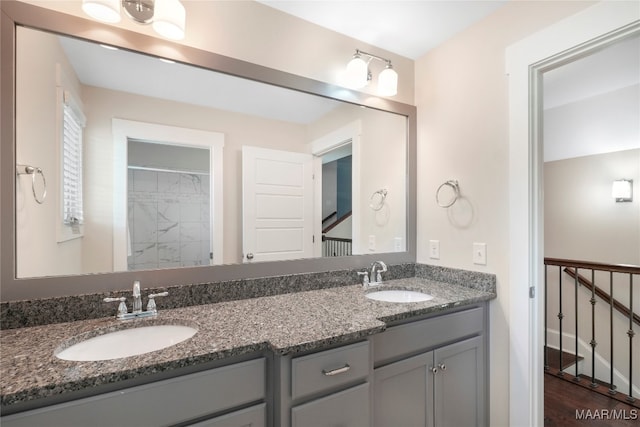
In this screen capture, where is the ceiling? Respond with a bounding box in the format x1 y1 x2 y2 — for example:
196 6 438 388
257 1 508 60
58 2 638 126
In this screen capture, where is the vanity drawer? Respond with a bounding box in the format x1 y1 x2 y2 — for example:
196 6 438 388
291 341 369 400
373 306 484 365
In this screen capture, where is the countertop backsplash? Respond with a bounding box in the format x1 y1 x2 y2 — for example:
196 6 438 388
0 263 495 330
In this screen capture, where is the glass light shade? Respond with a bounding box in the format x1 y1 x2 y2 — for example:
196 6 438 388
378 66 398 97
612 179 633 202
82 0 121 23
152 0 186 40
345 56 369 89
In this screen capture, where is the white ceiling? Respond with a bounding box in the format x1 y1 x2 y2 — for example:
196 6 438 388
58 2 639 127
543 34 640 109
59 36 343 125
257 1 507 59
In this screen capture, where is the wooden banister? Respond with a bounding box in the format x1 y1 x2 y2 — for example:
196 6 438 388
563 267 640 327
544 257 640 275
322 211 352 233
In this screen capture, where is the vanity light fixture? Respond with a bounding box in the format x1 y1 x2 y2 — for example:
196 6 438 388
82 0 186 40
612 179 633 202
345 49 398 97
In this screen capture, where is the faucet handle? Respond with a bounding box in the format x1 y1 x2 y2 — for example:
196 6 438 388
146 292 168 313
357 271 370 287
104 297 127 317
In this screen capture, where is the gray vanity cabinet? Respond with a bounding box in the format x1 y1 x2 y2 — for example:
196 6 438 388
372 305 487 427
1 358 266 427
277 341 371 427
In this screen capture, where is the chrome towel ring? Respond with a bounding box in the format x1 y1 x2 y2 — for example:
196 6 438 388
436 180 459 208
16 164 47 204
369 188 388 211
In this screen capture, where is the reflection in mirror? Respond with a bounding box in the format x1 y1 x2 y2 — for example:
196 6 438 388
15 26 408 279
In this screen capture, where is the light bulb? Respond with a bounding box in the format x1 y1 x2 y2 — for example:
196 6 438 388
153 0 186 40
378 65 398 97
82 0 121 23
346 55 369 89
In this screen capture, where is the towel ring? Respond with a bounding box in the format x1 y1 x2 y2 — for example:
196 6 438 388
17 164 47 204
436 180 459 208
369 188 388 211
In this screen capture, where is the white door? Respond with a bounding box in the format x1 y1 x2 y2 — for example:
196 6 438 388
242 146 314 263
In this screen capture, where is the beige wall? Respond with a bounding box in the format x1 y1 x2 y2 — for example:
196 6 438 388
22 0 415 104
15 26 84 277
414 1 596 425
83 85 308 269
308 105 407 255
545 149 640 265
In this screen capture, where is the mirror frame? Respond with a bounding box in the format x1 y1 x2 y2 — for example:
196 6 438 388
0 1 417 301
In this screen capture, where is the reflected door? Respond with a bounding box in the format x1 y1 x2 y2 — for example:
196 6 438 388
242 146 314 263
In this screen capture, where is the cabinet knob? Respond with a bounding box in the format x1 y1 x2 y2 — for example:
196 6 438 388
431 366 438 374
246 253 254 260
438 363 447 371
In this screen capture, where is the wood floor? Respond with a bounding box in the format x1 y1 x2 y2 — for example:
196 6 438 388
544 372 639 426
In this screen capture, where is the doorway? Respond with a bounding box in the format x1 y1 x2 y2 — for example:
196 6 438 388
321 144 353 257
506 2 639 424
112 119 224 271
127 140 211 270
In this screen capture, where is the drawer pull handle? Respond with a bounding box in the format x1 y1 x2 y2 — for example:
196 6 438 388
322 364 351 376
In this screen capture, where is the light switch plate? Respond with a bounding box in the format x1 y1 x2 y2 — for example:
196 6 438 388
429 240 440 260
473 243 487 265
368 235 376 251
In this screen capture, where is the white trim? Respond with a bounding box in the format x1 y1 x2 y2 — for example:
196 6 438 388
112 119 225 270
311 120 362 254
507 2 640 425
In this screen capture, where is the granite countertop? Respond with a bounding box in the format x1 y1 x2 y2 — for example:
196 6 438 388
0 277 495 409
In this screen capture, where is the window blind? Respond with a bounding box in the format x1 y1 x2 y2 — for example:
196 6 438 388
62 90 85 226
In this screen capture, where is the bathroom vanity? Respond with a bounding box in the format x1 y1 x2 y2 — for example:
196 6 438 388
1 277 493 427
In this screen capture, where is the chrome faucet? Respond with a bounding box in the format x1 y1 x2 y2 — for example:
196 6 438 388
370 260 388 285
104 281 168 320
358 260 388 289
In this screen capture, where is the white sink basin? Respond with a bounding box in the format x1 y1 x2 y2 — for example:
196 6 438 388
55 324 197 361
366 289 434 303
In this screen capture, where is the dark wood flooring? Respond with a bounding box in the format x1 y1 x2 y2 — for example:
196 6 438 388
545 372 639 427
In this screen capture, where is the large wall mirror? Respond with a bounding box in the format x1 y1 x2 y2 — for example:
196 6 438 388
1 1 416 301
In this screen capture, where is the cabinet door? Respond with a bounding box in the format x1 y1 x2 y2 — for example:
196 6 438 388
187 403 265 427
433 336 484 427
373 352 433 427
291 383 370 427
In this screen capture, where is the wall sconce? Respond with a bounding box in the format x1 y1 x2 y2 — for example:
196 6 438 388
612 179 633 202
345 49 398 97
82 0 186 40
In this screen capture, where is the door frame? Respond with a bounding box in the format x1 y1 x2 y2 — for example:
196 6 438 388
506 2 640 425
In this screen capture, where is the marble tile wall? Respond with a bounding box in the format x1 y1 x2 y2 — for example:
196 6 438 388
127 169 211 270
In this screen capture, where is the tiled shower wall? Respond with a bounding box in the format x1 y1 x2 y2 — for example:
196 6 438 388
128 168 211 270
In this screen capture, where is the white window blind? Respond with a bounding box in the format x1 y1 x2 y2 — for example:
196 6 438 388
62 90 85 226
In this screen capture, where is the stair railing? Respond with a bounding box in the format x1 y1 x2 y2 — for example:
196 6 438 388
544 257 639 404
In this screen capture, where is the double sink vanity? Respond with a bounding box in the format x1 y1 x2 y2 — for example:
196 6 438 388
1 3 495 426
0 264 495 427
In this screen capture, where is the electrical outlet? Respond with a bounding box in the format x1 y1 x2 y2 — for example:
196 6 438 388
429 240 440 259
473 243 487 265
368 235 376 251
394 237 403 252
